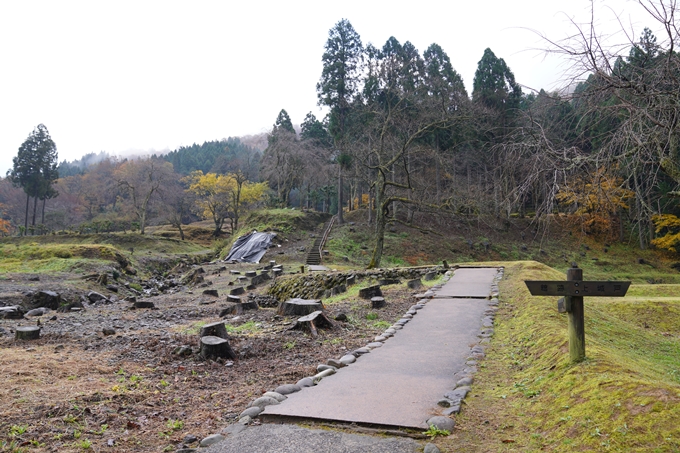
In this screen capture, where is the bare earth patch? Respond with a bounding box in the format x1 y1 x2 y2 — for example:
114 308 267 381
0 263 419 452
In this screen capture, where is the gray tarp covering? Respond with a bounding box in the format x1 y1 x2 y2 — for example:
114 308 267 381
225 231 276 263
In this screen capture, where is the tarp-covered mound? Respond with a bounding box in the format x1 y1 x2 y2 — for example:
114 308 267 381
225 231 277 263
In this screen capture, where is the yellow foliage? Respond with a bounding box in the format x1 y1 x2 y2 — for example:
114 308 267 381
240 181 268 205
556 167 632 236
0 219 10 235
651 214 680 252
184 171 267 232
0 203 10 235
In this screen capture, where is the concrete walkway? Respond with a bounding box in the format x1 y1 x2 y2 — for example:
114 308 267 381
203 267 499 453
202 424 420 453
260 267 499 429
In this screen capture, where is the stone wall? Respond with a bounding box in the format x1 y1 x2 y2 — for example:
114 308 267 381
266 266 445 301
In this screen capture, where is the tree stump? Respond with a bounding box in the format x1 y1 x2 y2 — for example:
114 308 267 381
202 289 219 297
219 303 243 317
407 279 422 290
290 311 334 338
227 295 242 303
230 287 245 296
277 298 324 317
200 335 236 360
358 285 382 299
245 271 257 278
378 279 400 286
199 321 229 340
26 290 62 310
0 306 24 319
241 299 259 311
133 301 155 309
371 297 386 309
424 272 437 281
96 273 108 286
16 326 40 340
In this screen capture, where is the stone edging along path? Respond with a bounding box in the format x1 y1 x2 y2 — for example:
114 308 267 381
186 266 504 450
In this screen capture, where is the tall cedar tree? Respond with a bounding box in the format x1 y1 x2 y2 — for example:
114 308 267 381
317 19 363 224
8 124 59 234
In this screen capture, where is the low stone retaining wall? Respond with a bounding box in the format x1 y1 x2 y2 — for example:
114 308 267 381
266 266 446 301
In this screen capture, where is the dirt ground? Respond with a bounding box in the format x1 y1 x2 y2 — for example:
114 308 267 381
0 258 422 453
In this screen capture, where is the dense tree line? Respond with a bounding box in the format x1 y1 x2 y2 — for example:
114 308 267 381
255 2 680 266
1 0 678 262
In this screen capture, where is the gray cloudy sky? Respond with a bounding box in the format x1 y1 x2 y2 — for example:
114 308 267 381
0 0 653 175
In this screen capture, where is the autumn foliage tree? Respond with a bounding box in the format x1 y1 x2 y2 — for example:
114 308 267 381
186 171 266 236
556 167 633 238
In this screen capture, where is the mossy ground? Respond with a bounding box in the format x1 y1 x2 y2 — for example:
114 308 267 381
440 261 680 452
0 233 205 275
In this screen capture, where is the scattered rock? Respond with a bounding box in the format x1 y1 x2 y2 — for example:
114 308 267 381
296 377 314 388
318 364 339 373
248 396 280 409
239 406 262 419
424 443 441 453
25 307 50 317
221 423 248 436
262 391 287 402
102 327 116 336
199 433 225 447
426 416 455 432
274 384 301 395
339 354 356 365
87 291 109 304
334 313 348 322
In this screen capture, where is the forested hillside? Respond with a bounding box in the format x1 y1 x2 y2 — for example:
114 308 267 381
2 1 679 268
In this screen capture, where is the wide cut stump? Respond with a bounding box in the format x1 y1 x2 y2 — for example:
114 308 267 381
359 285 383 299
16 326 40 340
277 298 324 317
290 310 334 337
200 335 237 360
219 300 258 316
199 321 229 340
371 296 386 309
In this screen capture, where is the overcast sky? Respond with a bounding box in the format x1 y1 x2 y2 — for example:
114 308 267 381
0 0 655 175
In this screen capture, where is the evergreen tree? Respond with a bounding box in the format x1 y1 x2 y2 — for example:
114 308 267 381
472 48 522 112
300 112 332 148
7 124 58 234
273 109 296 135
317 18 363 223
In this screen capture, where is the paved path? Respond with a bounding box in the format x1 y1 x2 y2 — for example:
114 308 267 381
259 267 499 429
434 267 499 299
202 424 420 453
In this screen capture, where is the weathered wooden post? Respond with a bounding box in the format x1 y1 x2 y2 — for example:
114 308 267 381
525 264 630 364
566 265 585 362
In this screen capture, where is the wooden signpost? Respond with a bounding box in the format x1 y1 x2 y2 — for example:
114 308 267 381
525 264 630 363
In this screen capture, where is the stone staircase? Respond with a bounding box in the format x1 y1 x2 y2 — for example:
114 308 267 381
305 216 336 266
